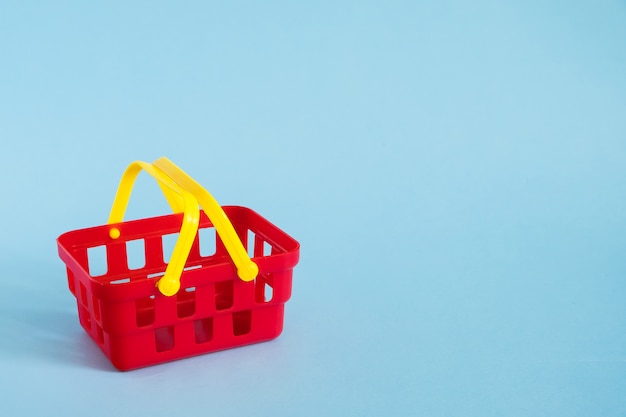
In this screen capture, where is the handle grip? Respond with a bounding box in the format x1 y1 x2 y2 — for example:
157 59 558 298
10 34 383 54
152 157 259 282
108 161 200 296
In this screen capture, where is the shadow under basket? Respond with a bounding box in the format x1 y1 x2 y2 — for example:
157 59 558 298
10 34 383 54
57 206 300 371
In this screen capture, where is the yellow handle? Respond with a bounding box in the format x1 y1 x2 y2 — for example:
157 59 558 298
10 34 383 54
152 157 259 282
108 161 200 297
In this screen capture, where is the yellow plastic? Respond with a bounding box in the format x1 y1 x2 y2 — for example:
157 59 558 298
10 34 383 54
107 158 259 296
107 161 200 297
152 157 259 282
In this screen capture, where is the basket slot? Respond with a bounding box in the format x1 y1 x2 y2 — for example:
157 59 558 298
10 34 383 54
161 232 179 264
215 281 234 310
263 282 273 302
87 245 107 276
92 295 101 322
136 296 156 327
245 229 275 258
194 318 213 344
232 310 252 336
255 273 274 303
246 230 256 258
177 287 196 318
125 238 146 270
79 282 89 308
183 265 202 272
154 326 175 352
199 227 217 257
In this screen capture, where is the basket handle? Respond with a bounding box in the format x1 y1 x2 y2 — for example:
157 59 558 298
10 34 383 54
152 157 259 282
107 161 201 297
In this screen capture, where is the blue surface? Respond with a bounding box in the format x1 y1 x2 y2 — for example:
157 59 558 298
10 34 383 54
1 1 626 415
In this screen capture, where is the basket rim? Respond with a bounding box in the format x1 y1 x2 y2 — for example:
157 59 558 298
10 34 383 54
57 205 300 297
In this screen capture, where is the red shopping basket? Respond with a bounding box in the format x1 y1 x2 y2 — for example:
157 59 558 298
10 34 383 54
57 158 300 370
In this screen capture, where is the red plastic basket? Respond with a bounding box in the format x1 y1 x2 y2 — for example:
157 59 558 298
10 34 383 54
57 159 299 370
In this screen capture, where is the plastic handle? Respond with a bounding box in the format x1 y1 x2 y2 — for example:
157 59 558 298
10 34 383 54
152 157 259 282
108 161 200 297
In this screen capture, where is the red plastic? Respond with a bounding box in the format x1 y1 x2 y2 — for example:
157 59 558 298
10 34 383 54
57 206 300 370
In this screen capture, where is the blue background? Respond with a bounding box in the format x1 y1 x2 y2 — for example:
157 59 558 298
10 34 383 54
1 1 625 415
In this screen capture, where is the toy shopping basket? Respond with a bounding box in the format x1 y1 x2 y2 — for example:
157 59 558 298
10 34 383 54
57 157 300 370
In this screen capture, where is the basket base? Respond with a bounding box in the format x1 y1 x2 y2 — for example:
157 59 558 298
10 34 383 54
79 302 286 371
